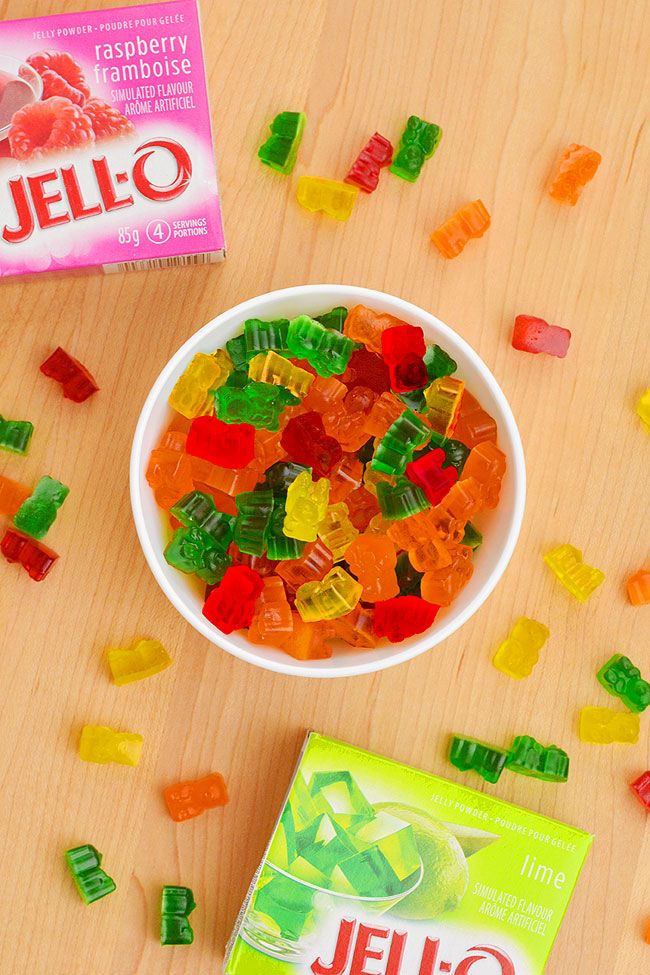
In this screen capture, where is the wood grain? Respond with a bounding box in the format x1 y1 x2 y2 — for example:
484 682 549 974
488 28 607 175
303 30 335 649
0 0 648 972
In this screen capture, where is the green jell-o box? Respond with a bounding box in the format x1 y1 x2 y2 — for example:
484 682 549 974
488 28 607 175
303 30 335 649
225 733 592 975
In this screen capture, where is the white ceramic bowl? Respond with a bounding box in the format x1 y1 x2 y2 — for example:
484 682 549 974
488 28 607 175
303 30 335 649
130 285 526 678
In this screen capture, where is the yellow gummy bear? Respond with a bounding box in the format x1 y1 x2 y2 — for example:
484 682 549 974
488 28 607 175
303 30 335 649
424 377 465 436
637 388 650 431
248 350 313 399
296 176 358 222
168 352 230 419
284 472 330 542
578 707 639 744
107 639 172 686
543 544 605 602
79 725 143 766
493 618 550 679
317 502 359 561
295 566 363 622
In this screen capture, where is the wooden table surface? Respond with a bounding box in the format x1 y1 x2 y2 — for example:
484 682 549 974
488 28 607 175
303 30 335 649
0 0 648 972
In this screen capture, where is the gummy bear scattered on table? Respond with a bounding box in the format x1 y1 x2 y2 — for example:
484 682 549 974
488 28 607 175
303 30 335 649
161 885 196 946
164 772 229 822
296 176 358 221
512 315 571 359
258 111 305 175
79 724 143 766
548 144 601 206
65 844 116 905
107 639 172 686
0 414 33 454
627 569 650 605
506 735 569 783
637 389 650 431
40 346 99 402
345 132 393 192
578 707 640 744
13 475 69 540
629 771 650 811
596 654 650 713
449 735 509 784
544 544 605 602
390 115 441 182
493 618 549 680
1 527 58 580
431 200 490 259
0 474 30 517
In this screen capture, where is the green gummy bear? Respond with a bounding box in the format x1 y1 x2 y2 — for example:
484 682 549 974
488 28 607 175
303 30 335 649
287 315 355 378
597 654 650 713
396 551 423 596
390 115 442 182
372 409 430 476
234 489 274 556
0 415 34 455
506 735 570 783
315 306 348 332
244 318 290 360
13 475 69 540
170 491 233 550
225 334 248 371
65 844 116 905
376 478 429 520
164 525 232 584
449 735 508 784
424 344 458 380
264 461 311 496
462 522 483 551
266 499 305 560
258 111 306 175
161 885 196 945
215 381 289 431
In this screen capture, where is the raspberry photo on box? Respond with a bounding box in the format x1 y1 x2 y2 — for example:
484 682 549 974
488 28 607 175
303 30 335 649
0 0 225 277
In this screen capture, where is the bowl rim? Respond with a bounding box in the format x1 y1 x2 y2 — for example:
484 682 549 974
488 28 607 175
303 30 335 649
130 284 526 679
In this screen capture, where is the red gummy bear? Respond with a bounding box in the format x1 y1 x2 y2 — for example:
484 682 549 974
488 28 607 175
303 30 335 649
512 315 571 359
1 528 58 581
202 564 264 633
405 448 458 505
186 415 255 469
341 348 391 393
345 132 393 193
373 595 440 642
381 325 428 392
281 411 343 477
40 346 99 403
630 771 650 811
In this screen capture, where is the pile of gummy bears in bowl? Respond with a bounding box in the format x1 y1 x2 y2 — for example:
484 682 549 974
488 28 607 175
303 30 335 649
145 305 506 660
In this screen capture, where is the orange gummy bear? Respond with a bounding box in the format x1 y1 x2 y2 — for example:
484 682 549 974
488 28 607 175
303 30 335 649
431 200 490 259
346 533 399 602
276 538 333 591
548 144 601 206
0 474 31 517
421 544 474 606
283 613 333 661
461 441 507 508
453 391 497 448
163 772 229 822
627 570 650 606
343 305 410 353
333 603 377 648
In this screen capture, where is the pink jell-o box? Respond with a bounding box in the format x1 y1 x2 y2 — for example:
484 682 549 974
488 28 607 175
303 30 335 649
0 0 225 277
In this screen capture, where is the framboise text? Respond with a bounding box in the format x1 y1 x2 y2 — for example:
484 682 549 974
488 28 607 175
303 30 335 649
2 138 192 244
311 919 516 975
